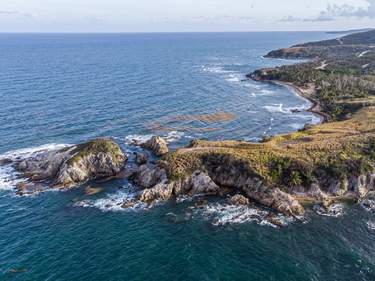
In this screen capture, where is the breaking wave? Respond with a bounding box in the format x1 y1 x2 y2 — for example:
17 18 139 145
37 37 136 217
194 202 296 227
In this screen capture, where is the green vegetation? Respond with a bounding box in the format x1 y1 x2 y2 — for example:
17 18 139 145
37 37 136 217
250 30 375 120
165 30 375 194
67 138 124 166
166 107 375 191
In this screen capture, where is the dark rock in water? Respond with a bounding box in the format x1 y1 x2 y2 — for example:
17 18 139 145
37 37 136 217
135 152 148 165
290 109 301 113
121 199 137 209
15 138 127 189
141 136 169 156
15 182 44 196
229 194 249 206
0 158 12 166
361 191 375 211
267 214 285 227
84 186 103 196
196 199 208 208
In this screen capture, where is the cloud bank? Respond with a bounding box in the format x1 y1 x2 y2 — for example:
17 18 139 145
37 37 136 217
281 0 375 22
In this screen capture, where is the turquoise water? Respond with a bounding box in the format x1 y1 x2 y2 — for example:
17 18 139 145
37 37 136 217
0 33 374 280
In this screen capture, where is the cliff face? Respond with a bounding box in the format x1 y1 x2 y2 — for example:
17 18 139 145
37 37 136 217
163 105 375 215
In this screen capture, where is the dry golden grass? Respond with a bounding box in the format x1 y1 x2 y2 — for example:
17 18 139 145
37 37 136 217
166 106 375 186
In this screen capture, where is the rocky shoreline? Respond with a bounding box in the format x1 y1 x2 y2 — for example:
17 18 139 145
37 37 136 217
2 30 375 227
247 72 330 123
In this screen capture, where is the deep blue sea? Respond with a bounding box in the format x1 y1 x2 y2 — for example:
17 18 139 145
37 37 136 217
0 32 374 281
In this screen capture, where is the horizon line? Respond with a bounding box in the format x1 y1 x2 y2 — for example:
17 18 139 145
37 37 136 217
0 30 350 34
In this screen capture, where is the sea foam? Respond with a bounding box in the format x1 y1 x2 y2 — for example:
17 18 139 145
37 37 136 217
0 144 70 191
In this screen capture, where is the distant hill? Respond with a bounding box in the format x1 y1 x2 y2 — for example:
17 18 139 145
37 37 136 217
299 29 375 47
326 28 373 35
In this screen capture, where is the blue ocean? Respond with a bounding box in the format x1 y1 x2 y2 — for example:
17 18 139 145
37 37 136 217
0 32 374 280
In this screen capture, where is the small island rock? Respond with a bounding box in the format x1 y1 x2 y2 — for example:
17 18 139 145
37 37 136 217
141 136 169 156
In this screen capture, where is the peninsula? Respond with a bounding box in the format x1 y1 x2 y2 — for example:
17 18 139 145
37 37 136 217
5 30 375 221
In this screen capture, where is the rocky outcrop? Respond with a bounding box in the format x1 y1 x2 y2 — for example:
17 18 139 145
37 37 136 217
131 164 168 189
141 136 169 156
136 170 218 204
349 174 375 198
178 170 219 196
202 158 305 216
135 152 148 165
229 194 249 205
15 139 127 189
139 182 175 203
0 158 12 166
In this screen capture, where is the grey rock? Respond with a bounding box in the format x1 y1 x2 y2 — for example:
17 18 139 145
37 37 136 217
131 164 167 189
15 139 127 189
135 152 148 165
229 194 249 205
141 136 169 156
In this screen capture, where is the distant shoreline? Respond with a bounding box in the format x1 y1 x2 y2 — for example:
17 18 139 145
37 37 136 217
250 77 329 124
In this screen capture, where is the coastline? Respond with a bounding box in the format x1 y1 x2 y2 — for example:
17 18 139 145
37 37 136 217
250 77 329 124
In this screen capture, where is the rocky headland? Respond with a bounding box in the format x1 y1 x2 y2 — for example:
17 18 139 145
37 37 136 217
124 30 375 218
3 30 375 223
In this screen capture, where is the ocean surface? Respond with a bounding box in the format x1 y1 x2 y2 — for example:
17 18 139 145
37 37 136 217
0 32 374 281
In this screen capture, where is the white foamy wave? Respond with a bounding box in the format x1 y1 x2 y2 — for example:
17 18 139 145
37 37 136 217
225 73 242 83
164 131 187 143
367 221 375 231
125 131 187 146
0 165 25 191
263 104 308 114
195 203 294 227
74 187 146 212
314 203 345 217
201 65 244 84
0 143 70 191
360 197 375 212
289 123 304 130
201 65 232 74
124 134 153 145
0 143 70 161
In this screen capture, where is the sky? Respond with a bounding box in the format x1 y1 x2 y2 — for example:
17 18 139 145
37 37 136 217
0 0 374 32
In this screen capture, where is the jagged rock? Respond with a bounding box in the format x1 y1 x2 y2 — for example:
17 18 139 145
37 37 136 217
135 152 148 165
328 178 348 197
131 164 167 189
196 199 209 207
15 139 127 189
360 191 375 211
267 214 285 227
141 136 169 156
15 182 44 196
229 194 249 205
322 198 334 209
139 182 175 203
308 183 327 200
84 186 103 196
182 170 219 196
16 148 73 181
0 158 12 166
137 170 218 204
350 174 375 198
205 162 304 216
121 199 137 209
